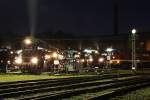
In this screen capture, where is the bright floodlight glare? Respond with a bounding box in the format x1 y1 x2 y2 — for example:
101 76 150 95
10 51 14 54
24 38 32 45
117 60 120 64
132 29 136 34
89 58 93 62
53 52 58 58
106 48 113 52
95 50 99 54
81 59 85 63
74 54 80 58
132 67 136 70
58 55 64 60
15 57 22 64
99 58 104 62
7 60 11 64
31 57 38 64
84 49 92 54
45 55 51 59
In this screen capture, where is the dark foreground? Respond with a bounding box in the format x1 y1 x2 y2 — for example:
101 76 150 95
0 74 150 100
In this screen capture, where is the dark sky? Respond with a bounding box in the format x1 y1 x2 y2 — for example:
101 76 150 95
0 0 150 36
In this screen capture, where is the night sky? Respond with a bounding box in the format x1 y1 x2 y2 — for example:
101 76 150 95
0 0 150 36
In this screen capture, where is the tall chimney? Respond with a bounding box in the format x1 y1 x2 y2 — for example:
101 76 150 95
113 0 119 35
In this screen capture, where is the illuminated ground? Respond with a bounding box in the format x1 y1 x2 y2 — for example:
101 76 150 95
0 74 95 83
0 70 134 83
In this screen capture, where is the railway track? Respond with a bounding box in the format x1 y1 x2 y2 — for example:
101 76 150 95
0 74 132 90
89 82 150 100
0 74 147 100
19 76 150 100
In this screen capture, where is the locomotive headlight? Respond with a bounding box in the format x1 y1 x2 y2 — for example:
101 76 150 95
117 60 120 64
10 51 14 54
15 57 22 64
89 58 93 62
98 58 104 63
53 52 58 58
31 57 38 64
7 60 11 64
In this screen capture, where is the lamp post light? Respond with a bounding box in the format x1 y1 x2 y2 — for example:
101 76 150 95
24 38 32 45
105 47 113 70
106 48 113 58
131 29 137 71
52 52 59 73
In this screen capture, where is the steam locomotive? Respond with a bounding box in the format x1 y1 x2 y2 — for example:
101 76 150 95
14 38 51 73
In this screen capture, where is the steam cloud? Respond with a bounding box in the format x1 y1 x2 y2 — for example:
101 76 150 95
27 0 39 36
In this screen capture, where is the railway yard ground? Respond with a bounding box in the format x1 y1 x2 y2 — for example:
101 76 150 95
110 87 150 100
0 70 150 100
0 70 133 82
0 73 96 83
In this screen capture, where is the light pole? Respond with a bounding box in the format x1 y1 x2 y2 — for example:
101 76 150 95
52 52 59 73
106 47 113 70
131 29 137 71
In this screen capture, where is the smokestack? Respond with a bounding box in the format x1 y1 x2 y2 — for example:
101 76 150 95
113 0 119 35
